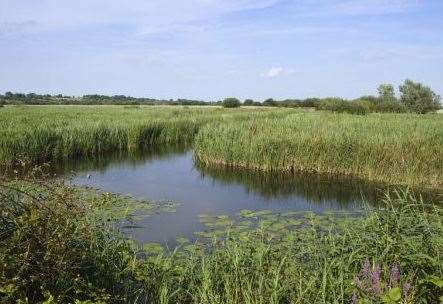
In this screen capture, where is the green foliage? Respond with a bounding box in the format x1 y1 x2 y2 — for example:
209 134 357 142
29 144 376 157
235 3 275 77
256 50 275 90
243 99 254 106
378 84 397 103
1 183 442 303
263 98 277 106
195 113 443 190
0 181 136 303
319 98 370 115
222 98 241 108
399 79 441 114
373 100 408 113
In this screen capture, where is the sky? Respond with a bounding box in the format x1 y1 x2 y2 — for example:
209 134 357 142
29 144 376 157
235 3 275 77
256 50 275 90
0 0 442 100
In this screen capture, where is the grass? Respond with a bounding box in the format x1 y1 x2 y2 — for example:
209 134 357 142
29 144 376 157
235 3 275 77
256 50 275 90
1 180 442 303
0 105 289 168
1 105 442 303
195 112 443 191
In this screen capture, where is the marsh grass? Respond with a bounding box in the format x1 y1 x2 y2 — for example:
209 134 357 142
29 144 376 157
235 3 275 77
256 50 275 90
0 105 287 168
1 180 442 303
195 112 443 190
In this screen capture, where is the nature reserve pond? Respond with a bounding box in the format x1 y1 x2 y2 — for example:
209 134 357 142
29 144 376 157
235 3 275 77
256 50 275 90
56 146 427 247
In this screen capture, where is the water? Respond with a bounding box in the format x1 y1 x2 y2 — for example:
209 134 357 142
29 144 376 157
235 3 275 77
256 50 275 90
60 146 389 245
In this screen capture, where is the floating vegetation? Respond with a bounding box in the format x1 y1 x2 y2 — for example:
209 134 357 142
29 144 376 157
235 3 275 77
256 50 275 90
1 180 442 303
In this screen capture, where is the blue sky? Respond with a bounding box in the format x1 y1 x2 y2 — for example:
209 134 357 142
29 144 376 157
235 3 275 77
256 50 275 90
1 0 442 100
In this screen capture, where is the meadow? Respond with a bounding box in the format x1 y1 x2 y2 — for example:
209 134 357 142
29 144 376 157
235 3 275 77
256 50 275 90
195 112 443 191
1 105 442 303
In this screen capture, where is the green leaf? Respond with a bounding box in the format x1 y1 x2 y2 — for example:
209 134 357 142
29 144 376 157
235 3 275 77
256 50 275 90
426 276 443 288
382 287 401 304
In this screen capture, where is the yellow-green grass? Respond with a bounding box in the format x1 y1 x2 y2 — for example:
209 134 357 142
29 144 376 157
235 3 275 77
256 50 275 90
0 105 291 168
195 112 443 191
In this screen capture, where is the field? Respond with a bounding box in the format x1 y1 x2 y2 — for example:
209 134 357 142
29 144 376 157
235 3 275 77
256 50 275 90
1 105 442 303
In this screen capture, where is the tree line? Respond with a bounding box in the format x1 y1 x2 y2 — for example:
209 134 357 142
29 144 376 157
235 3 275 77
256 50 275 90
1 79 441 114
223 79 441 114
0 93 209 106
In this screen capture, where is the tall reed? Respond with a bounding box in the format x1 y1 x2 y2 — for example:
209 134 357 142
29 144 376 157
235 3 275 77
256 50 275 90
0 105 288 168
195 112 443 190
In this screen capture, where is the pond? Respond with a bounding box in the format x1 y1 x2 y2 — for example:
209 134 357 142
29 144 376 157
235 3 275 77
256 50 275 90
58 146 400 247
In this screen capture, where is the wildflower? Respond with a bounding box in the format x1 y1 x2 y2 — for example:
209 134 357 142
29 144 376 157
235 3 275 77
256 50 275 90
403 282 411 298
389 264 400 287
371 264 382 296
351 292 358 304
361 258 370 279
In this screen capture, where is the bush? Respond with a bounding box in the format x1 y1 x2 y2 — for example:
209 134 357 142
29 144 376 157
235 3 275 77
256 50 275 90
263 98 277 106
222 97 241 108
0 181 139 303
399 79 441 114
243 99 254 106
319 98 370 115
373 100 408 113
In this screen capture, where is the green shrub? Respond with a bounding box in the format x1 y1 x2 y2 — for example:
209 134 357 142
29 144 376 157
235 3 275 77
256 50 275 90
373 100 408 113
0 181 137 303
243 99 254 106
222 98 241 108
319 98 370 115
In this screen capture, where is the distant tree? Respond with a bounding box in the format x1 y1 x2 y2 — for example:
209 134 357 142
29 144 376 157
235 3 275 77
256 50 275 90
358 95 379 104
399 80 441 114
377 84 396 103
222 97 241 108
263 98 276 106
243 99 254 106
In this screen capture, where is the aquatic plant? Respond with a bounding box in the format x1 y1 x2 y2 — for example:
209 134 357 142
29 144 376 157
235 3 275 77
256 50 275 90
1 181 441 303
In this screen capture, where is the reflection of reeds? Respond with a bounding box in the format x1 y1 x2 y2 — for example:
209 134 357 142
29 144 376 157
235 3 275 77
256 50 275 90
195 113 443 191
196 160 440 207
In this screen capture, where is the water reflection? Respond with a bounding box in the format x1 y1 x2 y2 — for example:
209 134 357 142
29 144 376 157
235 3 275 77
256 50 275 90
58 146 434 245
196 163 386 208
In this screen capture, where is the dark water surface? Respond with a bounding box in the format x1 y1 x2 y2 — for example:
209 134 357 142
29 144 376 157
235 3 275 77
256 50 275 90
60 147 393 245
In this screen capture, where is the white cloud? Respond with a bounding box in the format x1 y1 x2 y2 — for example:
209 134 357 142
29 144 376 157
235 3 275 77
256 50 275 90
260 67 294 78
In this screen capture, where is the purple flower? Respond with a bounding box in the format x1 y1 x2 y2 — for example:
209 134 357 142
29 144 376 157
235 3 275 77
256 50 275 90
390 264 400 287
361 259 370 280
371 265 382 296
403 282 411 298
351 292 358 304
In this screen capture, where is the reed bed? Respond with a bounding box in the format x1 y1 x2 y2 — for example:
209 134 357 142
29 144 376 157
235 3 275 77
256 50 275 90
195 112 443 191
0 105 288 168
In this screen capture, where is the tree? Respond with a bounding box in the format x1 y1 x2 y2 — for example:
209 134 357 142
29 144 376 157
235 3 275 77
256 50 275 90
243 99 254 106
263 98 276 106
399 80 441 114
377 84 396 103
222 97 241 108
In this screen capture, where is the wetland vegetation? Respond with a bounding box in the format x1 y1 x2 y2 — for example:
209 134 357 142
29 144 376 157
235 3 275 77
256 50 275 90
1 104 442 303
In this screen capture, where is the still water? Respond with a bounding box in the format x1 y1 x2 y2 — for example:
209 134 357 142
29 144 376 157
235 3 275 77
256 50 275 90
61 146 388 245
